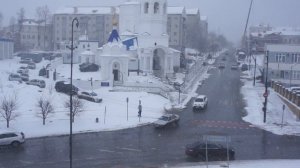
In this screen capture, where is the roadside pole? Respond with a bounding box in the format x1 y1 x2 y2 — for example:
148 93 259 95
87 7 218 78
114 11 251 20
281 104 286 128
104 106 106 124
126 97 129 121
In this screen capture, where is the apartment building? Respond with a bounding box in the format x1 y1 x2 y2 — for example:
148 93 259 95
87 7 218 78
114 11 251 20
53 6 118 50
167 7 186 52
0 38 14 60
265 44 300 86
20 19 53 51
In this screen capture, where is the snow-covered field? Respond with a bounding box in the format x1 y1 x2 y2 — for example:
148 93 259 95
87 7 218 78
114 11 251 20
0 58 169 138
241 77 300 136
172 160 300 168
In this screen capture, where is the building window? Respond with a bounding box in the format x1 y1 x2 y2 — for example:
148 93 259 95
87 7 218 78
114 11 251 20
144 2 149 14
154 2 159 14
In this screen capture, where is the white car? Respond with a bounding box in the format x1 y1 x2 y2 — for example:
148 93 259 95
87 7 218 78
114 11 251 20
77 91 102 103
0 131 25 147
193 95 208 110
153 114 180 128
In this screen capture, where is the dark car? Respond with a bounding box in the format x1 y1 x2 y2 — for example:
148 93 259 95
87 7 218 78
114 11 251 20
241 64 248 71
26 79 46 88
79 63 100 72
55 81 79 95
185 141 235 160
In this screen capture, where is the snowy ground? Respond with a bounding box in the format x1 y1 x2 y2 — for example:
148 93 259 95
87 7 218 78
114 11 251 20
241 73 300 136
0 58 169 138
171 160 300 168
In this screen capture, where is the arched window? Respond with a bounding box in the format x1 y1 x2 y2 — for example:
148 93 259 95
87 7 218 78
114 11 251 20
163 3 167 14
144 2 149 14
154 2 159 14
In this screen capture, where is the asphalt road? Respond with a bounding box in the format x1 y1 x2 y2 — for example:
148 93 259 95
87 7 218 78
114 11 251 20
1 50 300 168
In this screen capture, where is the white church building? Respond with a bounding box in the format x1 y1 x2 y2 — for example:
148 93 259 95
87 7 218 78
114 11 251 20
119 0 181 78
63 0 181 86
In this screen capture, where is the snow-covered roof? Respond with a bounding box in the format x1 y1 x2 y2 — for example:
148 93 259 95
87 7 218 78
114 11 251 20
22 20 40 26
251 27 300 37
122 1 140 5
81 50 95 56
54 6 118 15
186 8 199 15
167 7 185 15
266 44 300 53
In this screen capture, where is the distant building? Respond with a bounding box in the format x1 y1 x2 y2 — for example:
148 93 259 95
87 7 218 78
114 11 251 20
185 8 202 50
53 6 118 50
20 19 53 51
250 26 300 54
200 15 208 39
264 44 300 86
167 7 186 52
0 38 14 60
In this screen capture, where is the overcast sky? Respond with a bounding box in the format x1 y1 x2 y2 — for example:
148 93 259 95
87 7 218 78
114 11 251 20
0 0 299 43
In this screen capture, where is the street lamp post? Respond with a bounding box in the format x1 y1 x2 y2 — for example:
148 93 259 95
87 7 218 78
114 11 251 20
263 51 269 123
68 17 79 168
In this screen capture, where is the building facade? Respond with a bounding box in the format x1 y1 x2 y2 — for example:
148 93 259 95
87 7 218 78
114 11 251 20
0 38 14 60
167 7 186 52
20 19 53 51
53 6 118 50
265 44 300 86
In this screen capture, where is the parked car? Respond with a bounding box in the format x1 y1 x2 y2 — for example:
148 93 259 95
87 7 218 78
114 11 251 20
231 64 239 70
79 63 100 72
185 141 235 160
0 131 25 147
55 81 79 95
153 114 180 128
8 74 22 82
20 73 29 82
222 57 226 61
218 63 225 69
27 62 36 69
290 87 300 93
17 67 29 74
19 58 32 64
26 79 46 88
39 67 47 76
241 64 248 71
193 95 208 110
77 91 102 103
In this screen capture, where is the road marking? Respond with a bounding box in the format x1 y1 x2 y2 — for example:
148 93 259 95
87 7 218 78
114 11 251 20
99 149 117 153
120 147 142 152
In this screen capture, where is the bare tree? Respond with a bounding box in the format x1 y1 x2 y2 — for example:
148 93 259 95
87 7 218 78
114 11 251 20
36 5 51 50
36 97 54 125
64 96 84 123
0 95 18 128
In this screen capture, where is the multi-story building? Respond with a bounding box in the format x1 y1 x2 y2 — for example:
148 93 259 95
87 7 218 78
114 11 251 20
185 8 202 50
0 38 14 60
250 27 300 54
200 15 208 39
53 6 118 50
167 6 186 52
20 19 53 51
264 44 300 86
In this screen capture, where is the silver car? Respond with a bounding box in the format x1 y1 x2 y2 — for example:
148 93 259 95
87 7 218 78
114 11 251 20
0 131 25 147
8 74 22 82
153 114 180 128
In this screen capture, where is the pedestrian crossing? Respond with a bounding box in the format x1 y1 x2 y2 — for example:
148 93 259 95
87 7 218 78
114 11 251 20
191 119 256 130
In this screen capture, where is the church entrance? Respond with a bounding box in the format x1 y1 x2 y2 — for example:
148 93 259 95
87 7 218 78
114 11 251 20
112 62 121 82
153 48 165 78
